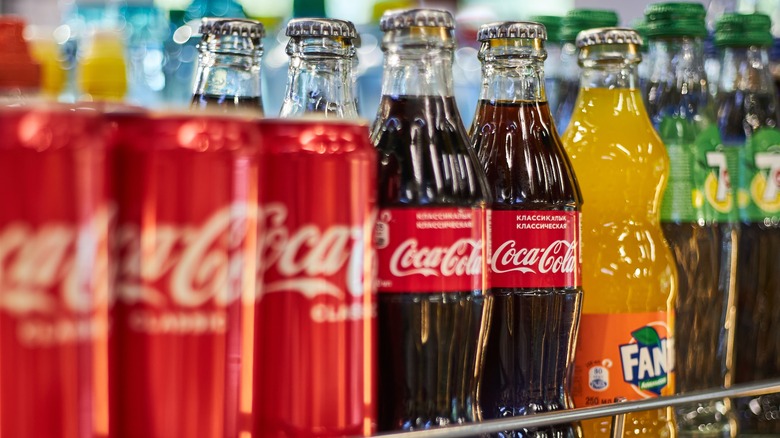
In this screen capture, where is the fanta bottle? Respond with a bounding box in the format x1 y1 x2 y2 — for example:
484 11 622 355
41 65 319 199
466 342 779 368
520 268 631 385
562 28 678 437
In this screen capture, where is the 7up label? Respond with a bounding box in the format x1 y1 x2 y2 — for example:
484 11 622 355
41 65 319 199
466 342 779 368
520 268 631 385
740 128 780 223
657 118 737 223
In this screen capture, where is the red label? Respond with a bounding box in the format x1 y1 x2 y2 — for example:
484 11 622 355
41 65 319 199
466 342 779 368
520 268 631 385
375 207 485 293
489 210 581 289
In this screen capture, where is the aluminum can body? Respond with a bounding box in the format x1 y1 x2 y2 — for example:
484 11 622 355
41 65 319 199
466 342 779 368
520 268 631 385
0 107 112 438
109 113 261 438
253 120 377 437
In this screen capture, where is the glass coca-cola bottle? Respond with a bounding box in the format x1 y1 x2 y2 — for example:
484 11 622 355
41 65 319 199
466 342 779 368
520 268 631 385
371 8 491 432
469 21 583 438
191 18 265 115
280 18 359 118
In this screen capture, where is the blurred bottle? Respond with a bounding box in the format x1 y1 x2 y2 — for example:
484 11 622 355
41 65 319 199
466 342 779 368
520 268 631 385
553 9 619 133
280 18 359 118
0 17 42 101
563 27 678 438
705 0 737 99
161 9 194 105
356 0 412 120
631 18 651 107
159 0 246 107
644 4 738 437
772 38 780 103
530 15 564 114
191 18 265 115
715 13 780 437
27 27 67 100
121 0 167 106
78 29 128 101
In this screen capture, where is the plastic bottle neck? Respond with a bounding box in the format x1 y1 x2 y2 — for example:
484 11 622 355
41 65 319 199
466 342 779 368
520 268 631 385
477 38 547 103
380 27 456 98
192 33 264 106
578 43 642 91
718 45 775 95
280 36 358 118
647 36 713 119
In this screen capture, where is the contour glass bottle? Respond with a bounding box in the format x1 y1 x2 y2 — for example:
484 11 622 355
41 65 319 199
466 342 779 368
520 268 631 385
191 18 265 115
644 4 738 437
715 13 780 436
371 8 491 432
280 18 359 118
562 28 678 438
469 21 583 438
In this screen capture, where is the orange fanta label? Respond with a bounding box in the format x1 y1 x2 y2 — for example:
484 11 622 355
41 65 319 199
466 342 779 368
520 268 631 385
573 312 675 407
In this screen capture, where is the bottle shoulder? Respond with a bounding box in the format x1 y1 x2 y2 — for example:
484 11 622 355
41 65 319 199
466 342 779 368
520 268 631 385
471 100 582 208
372 95 490 207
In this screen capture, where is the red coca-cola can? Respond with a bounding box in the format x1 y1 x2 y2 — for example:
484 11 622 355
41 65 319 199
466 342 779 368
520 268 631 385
110 113 261 438
0 106 112 437
254 120 377 437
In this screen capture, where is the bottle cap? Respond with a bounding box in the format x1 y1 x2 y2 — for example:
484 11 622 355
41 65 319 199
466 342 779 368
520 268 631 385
286 18 358 40
200 18 265 43
0 16 41 90
715 13 773 48
576 27 643 48
644 2 707 38
78 28 128 100
477 21 546 42
380 8 455 31
529 15 563 42
629 18 649 53
560 9 619 42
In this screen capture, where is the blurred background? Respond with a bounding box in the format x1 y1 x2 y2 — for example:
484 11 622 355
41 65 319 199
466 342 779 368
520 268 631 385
0 0 778 120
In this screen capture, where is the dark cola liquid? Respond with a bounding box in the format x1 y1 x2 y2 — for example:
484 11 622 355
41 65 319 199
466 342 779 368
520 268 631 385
718 90 780 435
191 94 264 115
471 100 582 438
372 95 490 431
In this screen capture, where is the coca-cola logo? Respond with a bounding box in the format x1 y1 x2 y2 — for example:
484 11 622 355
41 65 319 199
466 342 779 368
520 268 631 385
116 202 251 309
389 238 482 278
258 202 367 301
0 207 112 317
490 239 577 275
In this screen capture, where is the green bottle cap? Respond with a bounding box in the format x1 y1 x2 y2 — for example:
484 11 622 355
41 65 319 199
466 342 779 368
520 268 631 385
715 13 773 47
644 2 707 39
630 18 649 52
560 9 619 42
530 15 563 43
292 0 326 19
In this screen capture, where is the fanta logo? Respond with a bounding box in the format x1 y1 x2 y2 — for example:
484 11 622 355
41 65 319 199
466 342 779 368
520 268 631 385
389 238 482 278
619 326 669 396
490 240 577 275
259 202 367 301
0 208 112 316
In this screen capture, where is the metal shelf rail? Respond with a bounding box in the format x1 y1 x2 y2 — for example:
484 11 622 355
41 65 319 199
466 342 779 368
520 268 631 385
375 379 780 438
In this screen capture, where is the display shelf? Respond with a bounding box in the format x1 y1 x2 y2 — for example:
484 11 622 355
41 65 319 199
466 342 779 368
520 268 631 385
372 379 780 438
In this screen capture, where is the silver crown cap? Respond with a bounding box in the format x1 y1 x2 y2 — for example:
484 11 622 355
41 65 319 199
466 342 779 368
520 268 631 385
200 18 266 40
286 18 358 39
477 21 547 42
575 27 643 48
380 8 455 31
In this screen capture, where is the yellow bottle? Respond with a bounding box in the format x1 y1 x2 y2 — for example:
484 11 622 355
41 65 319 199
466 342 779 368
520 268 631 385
77 29 128 102
561 28 677 437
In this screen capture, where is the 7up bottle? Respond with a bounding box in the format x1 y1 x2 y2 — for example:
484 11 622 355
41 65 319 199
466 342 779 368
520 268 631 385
715 13 780 436
644 4 738 437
